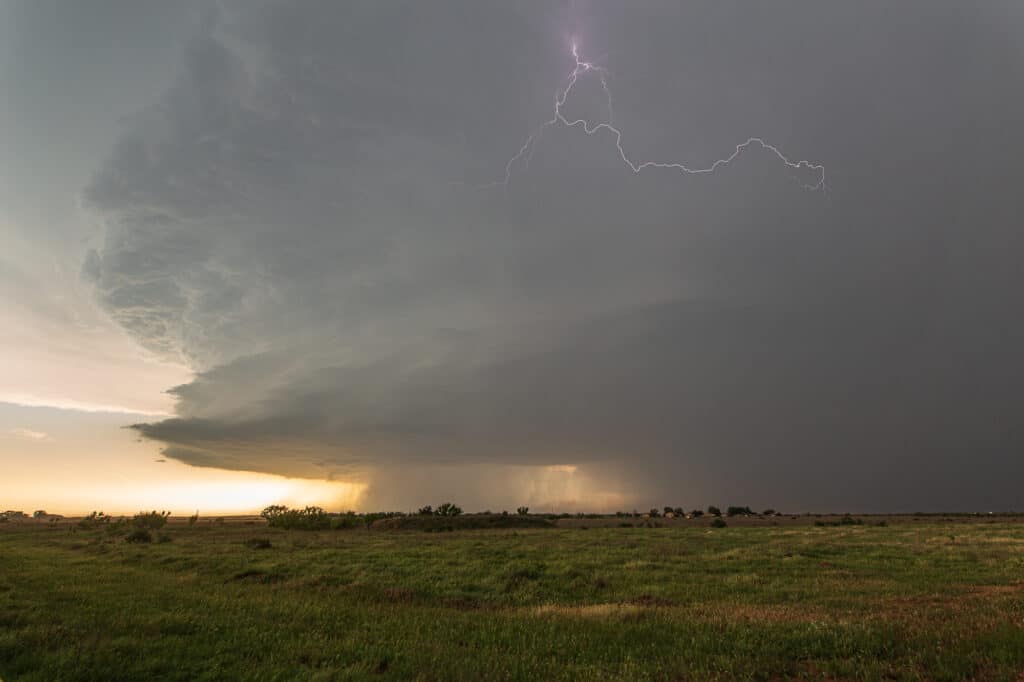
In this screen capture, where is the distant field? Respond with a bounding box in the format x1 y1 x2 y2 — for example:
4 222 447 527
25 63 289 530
3 516 1024 680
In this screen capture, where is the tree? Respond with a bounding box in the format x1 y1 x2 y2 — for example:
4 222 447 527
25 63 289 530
707 506 722 517
648 508 661 518
417 505 434 515
436 502 462 517
516 506 529 516
762 509 776 516
726 506 753 517
690 509 704 518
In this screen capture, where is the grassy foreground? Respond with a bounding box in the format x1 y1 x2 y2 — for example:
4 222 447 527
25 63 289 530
2 519 1024 680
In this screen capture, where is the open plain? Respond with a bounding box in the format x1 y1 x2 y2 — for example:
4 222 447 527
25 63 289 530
2 515 1024 680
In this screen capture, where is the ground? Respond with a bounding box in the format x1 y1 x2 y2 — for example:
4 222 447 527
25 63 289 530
2 516 1024 680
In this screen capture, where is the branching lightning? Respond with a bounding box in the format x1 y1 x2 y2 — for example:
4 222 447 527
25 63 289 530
487 42 826 194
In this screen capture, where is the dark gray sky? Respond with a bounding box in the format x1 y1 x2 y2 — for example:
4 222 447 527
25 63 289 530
5 1 1024 512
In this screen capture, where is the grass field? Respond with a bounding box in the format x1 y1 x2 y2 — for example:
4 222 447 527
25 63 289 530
2 516 1024 680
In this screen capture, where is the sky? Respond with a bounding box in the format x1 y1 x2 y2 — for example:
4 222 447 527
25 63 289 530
2 1 1024 515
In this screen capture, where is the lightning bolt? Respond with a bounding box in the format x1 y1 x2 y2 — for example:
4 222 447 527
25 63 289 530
487 43 826 194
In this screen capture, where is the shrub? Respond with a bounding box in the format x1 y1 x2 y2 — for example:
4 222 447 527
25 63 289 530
260 505 332 530
839 515 863 526
516 506 529 516
663 507 675 516
78 511 111 530
330 514 363 530
673 507 685 517
707 506 722 517
726 506 753 517
435 503 463 517
690 509 704 518
188 511 199 526
125 528 152 543
762 509 776 516
417 505 434 515
648 508 661 518
710 518 728 528
132 511 170 530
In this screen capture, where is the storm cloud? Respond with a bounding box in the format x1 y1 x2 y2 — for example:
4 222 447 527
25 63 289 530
83 1 1024 511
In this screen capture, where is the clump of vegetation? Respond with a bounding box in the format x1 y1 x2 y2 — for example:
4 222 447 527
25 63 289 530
416 503 464 517
815 515 865 528
330 513 364 530
132 511 171 530
260 505 332 530
726 506 754 517
690 509 704 518
125 528 152 543
710 518 728 528
372 513 554 532
188 511 199 526
707 506 722 517
78 511 111 530
436 502 462 517
516 506 529 515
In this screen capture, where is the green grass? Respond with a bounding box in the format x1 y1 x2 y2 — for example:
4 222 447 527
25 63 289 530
2 520 1024 680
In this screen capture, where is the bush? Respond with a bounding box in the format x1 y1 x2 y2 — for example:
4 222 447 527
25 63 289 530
647 508 661 518
726 506 753 517
78 511 111 530
839 515 863 526
516 506 529 516
762 509 776 516
710 518 728 528
125 528 152 543
707 506 722 517
331 513 363 530
188 511 199 526
690 509 704 518
435 503 463 517
417 505 434 515
260 505 332 530
132 511 170 530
